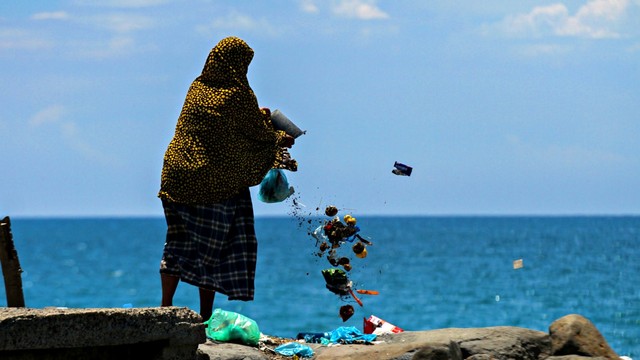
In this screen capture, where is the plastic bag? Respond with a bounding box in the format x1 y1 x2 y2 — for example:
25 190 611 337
274 342 314 357
327 326 377 344
258 168 294 203
204 308 261 346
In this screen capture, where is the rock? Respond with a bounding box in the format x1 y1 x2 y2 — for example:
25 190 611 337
454 326 551 360
0 306 205 360
197 341 269 360
0 310 622 360
257 327 550 360
412 341 463 360
547 356 610 360
549 314 619 360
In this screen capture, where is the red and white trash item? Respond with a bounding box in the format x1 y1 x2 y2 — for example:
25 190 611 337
363 315 404 335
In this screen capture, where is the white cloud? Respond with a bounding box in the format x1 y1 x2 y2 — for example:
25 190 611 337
28 105 116 164
31 11 70 21
300 0 319 14
498 0 629 39
199 11 280 37
76 35 136 58
0 28 53 50
331 0 389 20
29 105 66 127
88 13 155 33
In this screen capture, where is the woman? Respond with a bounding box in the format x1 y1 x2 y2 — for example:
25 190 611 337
158 36 296 321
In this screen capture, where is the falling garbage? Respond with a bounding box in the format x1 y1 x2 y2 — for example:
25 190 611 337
312 205 378 320
339 305 355 322
356 289 379 295
321 268 351 296
513 259 524 269
392 161 413 176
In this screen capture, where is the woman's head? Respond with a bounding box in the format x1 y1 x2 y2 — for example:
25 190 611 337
200 36 254 86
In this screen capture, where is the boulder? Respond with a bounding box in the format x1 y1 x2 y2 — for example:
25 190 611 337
454 326 551 360
549 314 619 360
0 306 205 360
412 341 463 360
197 341 269 360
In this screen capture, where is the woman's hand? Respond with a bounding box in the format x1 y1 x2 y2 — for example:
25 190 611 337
281 134 295 148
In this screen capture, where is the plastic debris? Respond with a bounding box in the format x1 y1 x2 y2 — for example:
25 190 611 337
327 326 377 344
340 304 355 321
356 289 379 295
258 169 294 203
363 315 404 335
296 332 330 343
297 327 377 345
321 268 352 296
274 342 314 357
204 308 261 346
392 161 413 176
513 259 523 269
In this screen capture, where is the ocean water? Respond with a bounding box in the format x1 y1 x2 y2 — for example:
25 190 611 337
1 216 638 357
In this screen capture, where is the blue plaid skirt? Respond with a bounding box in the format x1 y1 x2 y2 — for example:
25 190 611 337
160 189 257 300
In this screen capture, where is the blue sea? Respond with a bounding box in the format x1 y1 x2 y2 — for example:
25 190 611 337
2 216 638 357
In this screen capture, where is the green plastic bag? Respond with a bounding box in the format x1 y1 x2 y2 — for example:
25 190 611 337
204 309 261 346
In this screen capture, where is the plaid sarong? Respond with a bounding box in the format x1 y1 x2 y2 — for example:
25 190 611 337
160 189 257 300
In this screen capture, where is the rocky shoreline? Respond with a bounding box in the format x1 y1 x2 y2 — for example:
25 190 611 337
0 307 627 360
201 313 623 360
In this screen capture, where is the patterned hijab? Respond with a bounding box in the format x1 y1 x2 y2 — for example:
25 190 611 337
159 37 295 205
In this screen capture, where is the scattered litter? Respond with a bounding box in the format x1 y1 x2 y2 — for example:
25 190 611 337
298 326 377 345
363 315 404 335
392 161 412 176
513 259 523 269
296 332 331 343
274 342 314 358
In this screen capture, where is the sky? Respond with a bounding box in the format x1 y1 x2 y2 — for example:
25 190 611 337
0 0 639 218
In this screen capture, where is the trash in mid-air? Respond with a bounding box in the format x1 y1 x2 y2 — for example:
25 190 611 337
356 289 379 295
392 161 412 176
339 305 355 322
513 259 523 269
314 206 377 318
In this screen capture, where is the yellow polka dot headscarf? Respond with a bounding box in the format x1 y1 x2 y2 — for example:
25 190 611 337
158 36 295 205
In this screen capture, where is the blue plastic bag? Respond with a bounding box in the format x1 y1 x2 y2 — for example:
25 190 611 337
327 326 377 344
258 168 294 203
204 309 261 346
274 342 314 357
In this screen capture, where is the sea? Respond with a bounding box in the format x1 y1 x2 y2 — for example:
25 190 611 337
1 215 638 357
